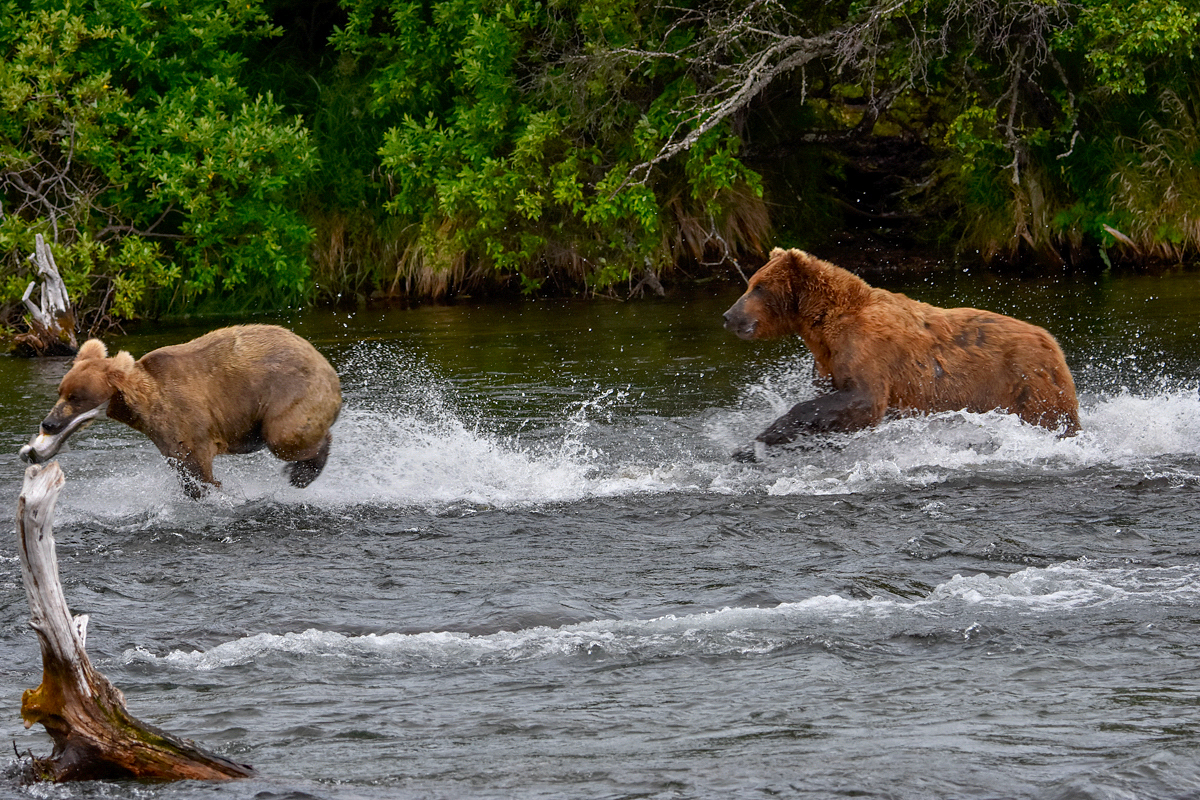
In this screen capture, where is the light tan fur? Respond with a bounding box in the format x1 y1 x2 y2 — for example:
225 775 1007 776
36 325 342 496
723 248 1079 453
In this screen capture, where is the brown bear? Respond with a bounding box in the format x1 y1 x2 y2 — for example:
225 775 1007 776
723 248 1079 459
20 324 342 497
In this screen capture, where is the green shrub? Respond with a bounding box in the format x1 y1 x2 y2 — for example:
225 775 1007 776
333 0 768 297
0 0 316 331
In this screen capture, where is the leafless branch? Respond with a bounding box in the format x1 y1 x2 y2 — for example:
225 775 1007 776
582 0 918 197
1 116 117 246
575 0 1081 201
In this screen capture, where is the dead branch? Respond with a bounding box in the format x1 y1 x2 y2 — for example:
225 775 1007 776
16 461 254 782
588 0 1078 199
598 0 914 195
13 234 78 357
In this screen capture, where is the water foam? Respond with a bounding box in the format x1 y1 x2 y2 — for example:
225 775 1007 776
122 598 878 672
931 563 1200 609
706 363 1200 496
124 562 1199 673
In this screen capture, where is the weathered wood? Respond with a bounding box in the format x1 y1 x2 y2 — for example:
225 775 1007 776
16 461 253 782
14 234 78 357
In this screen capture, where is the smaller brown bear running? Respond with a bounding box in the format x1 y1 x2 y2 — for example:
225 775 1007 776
20 324 342 497
723 248 1079 460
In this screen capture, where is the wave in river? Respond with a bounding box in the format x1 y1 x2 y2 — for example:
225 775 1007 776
123 563 1200 672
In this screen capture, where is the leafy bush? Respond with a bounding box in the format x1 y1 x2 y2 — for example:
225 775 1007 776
0 0 315 331
332 0 768 298
5 0 1200 327
934 0 1200 265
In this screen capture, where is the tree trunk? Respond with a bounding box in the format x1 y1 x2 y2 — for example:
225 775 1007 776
15 461 254 782
13 234 78 357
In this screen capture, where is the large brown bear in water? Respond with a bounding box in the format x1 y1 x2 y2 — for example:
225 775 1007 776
723 248 1079 459
20 324 342 497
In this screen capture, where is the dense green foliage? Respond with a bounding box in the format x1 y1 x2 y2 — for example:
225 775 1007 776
0 0 314 328
2 0 1199 327
931 0 1200 265
324 0 769 299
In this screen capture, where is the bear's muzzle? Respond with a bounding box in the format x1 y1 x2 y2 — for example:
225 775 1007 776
19 406 105 464
723 300 759 340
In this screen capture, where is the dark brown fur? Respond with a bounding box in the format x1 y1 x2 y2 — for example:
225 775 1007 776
723 248 1079 456
33 324 342 497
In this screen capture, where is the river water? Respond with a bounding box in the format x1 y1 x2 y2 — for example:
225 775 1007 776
1 266 1200 799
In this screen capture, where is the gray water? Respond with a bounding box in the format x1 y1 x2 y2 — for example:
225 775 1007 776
2 267 1200 799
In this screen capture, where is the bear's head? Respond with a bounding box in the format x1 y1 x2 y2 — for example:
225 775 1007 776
20 339 136 464
723 248 867 340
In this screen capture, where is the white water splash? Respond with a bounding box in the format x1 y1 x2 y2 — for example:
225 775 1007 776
931 563 1200 609
705 369 1200 496
39 347 1200 519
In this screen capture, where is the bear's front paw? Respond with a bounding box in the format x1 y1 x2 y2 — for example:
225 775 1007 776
732 442 766 463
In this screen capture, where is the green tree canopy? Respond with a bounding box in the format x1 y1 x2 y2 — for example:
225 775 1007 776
2 0 1199 328
0 0 315 328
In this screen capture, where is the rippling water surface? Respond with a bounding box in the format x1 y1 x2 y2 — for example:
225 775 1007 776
2 268 1200 799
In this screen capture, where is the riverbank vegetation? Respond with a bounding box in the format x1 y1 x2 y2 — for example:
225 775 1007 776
1 0 1198 329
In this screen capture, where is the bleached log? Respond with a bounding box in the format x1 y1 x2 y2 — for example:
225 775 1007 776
14 234 78 357
16 461 253 782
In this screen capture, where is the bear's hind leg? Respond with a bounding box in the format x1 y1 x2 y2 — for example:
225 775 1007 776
286 432 331 488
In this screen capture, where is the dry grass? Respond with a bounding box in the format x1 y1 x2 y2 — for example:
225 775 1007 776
306 181 771 302
664 181 771 271
1109 90 1200 263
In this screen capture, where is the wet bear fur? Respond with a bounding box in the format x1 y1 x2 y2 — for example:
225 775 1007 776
37 324 341 497
723 248 1079 457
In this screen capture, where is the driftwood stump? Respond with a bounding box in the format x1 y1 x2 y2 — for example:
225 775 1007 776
15 461 253 782
14 234 77 357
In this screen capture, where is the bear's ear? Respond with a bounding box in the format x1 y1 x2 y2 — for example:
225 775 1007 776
778 249 804 270
75 339 108 362
769 247 786 259
111 351 136 374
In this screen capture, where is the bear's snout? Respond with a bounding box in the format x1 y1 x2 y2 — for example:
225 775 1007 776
40 413 66 435
723 301 758 340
